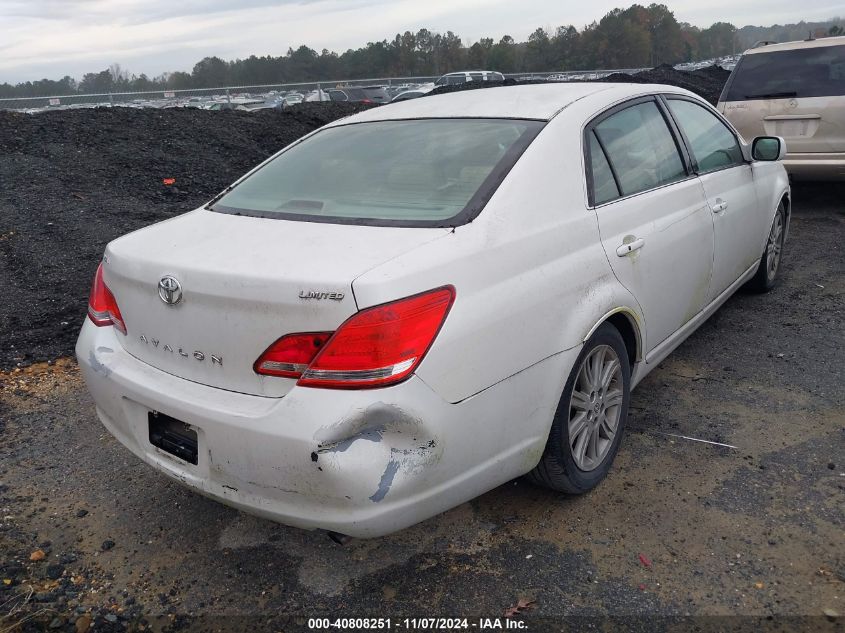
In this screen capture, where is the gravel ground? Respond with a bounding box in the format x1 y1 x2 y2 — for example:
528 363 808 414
0 183 842 632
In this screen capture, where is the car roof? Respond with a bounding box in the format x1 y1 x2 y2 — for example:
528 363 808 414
330 83 700 124
745 35 845 54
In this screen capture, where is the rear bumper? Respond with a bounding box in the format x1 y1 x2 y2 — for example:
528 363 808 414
783 152 845 181
76 321 572 537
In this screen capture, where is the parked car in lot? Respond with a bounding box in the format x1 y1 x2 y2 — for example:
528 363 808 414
77 83 789 538
719 36 845 180
390 85 435 102
434 70 505 86
326 86 389 103
281 93 303 108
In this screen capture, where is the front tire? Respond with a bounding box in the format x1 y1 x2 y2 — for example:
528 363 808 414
528 322 631 494
747 201 786 293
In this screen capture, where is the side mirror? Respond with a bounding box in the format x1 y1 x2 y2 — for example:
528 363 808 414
752 136 786 161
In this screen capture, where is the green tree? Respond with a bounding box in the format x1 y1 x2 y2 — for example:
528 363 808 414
439 31 466 73
79 70 114 93
550 25 580 69
467 38 493 68
525 28 553 71
645 4 685 64
698 22 737 58
489 35 517 72
191 56 229 87
594 9 651 68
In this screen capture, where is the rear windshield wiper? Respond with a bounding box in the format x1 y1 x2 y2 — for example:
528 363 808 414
744 91 798 99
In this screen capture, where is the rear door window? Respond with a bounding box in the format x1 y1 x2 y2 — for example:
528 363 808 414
592 101 687 198
587 133 620 205
667 99 744 173
725 44 845 100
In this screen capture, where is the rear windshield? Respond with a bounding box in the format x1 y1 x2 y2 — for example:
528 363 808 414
210 119 544 227
343 88 367 100
725 44 845 100
362 87 388 99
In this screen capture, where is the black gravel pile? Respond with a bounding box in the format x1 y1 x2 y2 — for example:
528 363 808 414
0 103 371 370
427 65 730 105
598 64 730 104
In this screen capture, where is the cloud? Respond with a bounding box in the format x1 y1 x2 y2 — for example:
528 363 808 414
0 0 841 83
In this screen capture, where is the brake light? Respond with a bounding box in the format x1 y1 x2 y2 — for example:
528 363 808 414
254 332 332 378
253 287 454 388
87 262 127 334
299 286 455 389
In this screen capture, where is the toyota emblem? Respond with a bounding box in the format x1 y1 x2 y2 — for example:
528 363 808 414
158 275 183 305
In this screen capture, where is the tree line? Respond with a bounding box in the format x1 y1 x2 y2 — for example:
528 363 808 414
2 4 842 98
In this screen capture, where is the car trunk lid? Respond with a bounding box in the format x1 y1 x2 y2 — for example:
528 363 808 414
103 209 449 397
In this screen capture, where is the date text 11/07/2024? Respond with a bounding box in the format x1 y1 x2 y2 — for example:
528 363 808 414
307 618 528 630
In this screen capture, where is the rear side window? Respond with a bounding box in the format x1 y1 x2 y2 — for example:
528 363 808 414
667 99 744 173
328 90 347 102
588 133 620 205
211 119 544 227
592 101 686 199
725 44 845 100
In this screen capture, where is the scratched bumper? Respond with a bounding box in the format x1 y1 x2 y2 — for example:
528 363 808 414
75 321 571 537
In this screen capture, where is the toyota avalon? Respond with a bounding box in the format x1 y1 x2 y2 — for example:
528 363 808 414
77 83 790 537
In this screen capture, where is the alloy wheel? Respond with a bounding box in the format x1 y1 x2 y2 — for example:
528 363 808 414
568 345 624 471
766 210 784 281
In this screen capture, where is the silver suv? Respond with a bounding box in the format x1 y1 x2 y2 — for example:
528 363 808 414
718 36 845 181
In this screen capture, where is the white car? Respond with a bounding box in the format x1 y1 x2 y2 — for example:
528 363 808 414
77 83 790 538
390 84 435 102
434 70 505 86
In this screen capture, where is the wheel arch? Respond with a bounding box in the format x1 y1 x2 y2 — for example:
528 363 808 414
583 308 643 368
780 189 791 241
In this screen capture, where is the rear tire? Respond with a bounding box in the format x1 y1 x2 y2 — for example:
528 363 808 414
528 322 630 494
747 201 786 293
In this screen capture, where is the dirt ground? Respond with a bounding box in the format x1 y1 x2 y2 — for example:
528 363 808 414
0 183 842 632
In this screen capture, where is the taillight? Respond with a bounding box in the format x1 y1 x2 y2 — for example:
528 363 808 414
254 286 455 389
254 332 332 378
87 262 127 334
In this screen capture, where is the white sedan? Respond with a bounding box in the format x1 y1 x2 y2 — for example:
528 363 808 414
77 83 790 538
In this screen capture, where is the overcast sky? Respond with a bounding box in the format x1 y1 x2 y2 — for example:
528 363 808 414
1 0 842 83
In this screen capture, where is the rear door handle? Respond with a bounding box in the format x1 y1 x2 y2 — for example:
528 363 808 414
616 238 645 257
711 198 729 213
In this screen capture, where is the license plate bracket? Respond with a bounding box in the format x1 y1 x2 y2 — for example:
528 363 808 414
148 412 198 465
